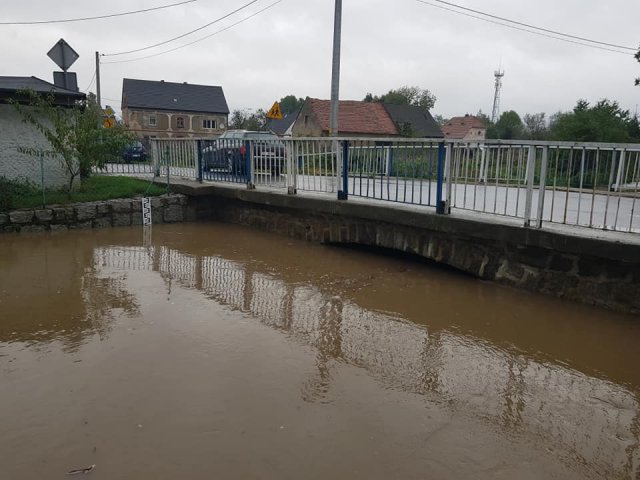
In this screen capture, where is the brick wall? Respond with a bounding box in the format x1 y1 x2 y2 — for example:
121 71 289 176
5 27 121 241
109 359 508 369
0 104 71 189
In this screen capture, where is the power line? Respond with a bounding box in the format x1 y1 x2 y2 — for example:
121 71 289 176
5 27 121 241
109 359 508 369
0 0 197 25
102 0 260 56
432 0 637 51
84 70 97 92
415 0 634 56
102 0 284 64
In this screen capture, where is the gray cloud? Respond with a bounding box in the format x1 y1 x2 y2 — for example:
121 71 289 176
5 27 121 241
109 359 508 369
2 0 639 119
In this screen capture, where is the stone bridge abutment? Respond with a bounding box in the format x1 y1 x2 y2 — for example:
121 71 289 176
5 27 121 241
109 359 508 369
168 181 640 314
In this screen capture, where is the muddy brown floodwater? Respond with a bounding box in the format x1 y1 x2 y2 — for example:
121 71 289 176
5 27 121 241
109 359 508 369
1 222 639 480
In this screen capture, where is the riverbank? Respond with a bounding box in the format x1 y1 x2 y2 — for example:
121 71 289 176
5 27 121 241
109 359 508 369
163 179 640 315
0 193 192 233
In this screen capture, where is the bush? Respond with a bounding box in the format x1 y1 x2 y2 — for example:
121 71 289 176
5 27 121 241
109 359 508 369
0 176 40 212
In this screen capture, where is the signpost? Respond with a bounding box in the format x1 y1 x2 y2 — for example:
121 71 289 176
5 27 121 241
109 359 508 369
103 105 116 128
47 39 80 92
266 101 283 120
47 39 79 72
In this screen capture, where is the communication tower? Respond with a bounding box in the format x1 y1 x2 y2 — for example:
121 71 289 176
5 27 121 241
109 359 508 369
491 69 504 123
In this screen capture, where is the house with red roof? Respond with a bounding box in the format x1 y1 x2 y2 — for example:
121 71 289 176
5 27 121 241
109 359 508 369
442 114 486 141
292 98 400 137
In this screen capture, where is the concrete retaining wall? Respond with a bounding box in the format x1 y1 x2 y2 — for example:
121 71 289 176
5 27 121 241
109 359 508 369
0 194 192 233
183 183 640 315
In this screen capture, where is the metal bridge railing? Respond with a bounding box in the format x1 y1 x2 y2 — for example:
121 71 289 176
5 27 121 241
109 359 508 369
106 137 639 234
446 141 640 233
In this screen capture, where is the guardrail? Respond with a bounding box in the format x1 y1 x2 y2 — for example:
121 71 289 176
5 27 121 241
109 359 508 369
446 141 640 232
99 137 639 234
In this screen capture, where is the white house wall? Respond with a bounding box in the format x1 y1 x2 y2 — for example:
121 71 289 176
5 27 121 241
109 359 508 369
0 104 70 189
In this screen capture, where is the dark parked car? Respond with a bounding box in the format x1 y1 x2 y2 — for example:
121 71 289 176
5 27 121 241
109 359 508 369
122 141 146 162
202 130 285 176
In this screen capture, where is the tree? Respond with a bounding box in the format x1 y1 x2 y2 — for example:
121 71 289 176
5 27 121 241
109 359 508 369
487 110 524 140
11 90 133 193
363 85 437 110
522 113 548 140
278 95 304 115
432 114 448 126
475 110 491 127
229 109 267 131
549 99 639 143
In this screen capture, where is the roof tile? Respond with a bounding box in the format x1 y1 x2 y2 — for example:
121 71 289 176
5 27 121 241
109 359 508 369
442 115 486 139
122 78 229 114
308 99 398 136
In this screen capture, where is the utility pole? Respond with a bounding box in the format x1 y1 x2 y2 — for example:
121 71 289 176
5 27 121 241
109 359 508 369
95 51 102 108
329 0 342 136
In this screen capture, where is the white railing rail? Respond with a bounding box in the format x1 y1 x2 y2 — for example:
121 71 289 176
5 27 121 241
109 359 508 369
104 136 640 234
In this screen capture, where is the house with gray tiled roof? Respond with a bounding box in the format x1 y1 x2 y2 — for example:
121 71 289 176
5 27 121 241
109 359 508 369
382 104 443 138
121 78 229 143
266 110 299 137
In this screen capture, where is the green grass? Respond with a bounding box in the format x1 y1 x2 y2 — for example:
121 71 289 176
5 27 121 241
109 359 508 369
1 175 167 212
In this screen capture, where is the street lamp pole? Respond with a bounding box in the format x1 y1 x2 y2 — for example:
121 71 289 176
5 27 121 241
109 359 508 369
329 0 342 136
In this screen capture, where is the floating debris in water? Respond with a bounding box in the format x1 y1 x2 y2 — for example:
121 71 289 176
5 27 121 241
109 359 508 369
66 464 95 475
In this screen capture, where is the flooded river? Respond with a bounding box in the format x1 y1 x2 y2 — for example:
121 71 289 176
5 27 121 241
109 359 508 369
1 223 639 479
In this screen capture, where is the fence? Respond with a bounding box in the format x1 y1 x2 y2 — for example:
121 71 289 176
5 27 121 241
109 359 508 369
95 137 639 234
446 141 640 232
92 138 198 180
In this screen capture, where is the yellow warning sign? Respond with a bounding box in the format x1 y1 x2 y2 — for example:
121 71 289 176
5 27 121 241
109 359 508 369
266 101 283 120
102 105 116 128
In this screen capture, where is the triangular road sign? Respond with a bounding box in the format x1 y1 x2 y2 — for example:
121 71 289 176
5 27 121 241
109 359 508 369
266 101 283 120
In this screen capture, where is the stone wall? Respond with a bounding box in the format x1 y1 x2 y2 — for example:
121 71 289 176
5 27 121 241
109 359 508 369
0 194 192 233
0 104 71 189
187 185 640 315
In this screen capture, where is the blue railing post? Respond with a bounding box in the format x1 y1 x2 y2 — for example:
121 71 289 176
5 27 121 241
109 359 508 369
436 141 446 214
244 140 254 188
338 140 349 200
196 140 203 182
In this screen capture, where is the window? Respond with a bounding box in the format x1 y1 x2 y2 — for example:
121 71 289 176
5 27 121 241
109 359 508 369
176 117 185 129
304 115 309 126
202 119 217 129
148 115 157 127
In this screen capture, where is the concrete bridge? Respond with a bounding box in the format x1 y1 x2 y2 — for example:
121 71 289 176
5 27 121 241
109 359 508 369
156 178 640 315
94 136 640 314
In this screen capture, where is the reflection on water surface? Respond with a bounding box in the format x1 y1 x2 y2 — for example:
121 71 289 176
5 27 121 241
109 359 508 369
1 223 638 480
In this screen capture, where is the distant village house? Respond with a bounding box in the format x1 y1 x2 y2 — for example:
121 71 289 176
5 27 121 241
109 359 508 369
442 114 486 141
121 78 229 145
291 98 442 138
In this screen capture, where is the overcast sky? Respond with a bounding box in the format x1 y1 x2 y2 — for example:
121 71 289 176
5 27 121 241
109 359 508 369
2 0 640 120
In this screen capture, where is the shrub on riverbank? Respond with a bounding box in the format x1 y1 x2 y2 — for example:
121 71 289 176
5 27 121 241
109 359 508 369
0 175 166 212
